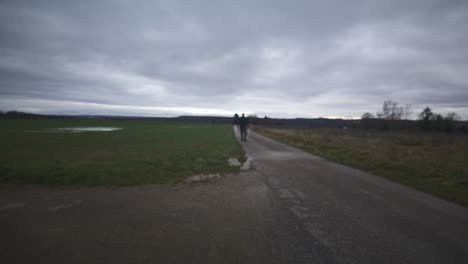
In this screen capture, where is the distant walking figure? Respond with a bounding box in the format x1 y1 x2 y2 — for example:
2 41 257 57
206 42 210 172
233 113 239 127
239 113 249 142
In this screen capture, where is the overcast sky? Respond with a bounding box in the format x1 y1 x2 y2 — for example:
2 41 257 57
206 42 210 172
1 0 467 119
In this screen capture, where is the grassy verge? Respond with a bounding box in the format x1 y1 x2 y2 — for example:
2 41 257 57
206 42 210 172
255 126 468 205
0 119 244 185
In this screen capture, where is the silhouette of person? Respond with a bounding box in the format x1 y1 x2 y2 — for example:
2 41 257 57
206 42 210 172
239 113 249 142
233 113 239 127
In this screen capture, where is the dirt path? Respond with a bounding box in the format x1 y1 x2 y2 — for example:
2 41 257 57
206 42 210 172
1 127 468 263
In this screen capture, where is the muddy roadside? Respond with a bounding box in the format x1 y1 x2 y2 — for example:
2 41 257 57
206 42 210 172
0 167 276 264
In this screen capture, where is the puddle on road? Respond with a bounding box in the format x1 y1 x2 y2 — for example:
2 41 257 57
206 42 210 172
240 158 252 170
227 157 252 170
55 127 122 133
227 158 241 166
185 157 252 184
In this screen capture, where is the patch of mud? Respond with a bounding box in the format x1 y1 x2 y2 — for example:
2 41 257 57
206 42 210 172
240 158 252 170
55 127 122 133
227 158 241 166
184 174 221 184
227 157 252 171
186 157 253 185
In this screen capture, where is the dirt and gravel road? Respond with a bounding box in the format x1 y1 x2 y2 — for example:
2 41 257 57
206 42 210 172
1 127 468 263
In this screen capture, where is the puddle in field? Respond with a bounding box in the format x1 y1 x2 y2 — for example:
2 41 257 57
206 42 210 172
55 127 122 133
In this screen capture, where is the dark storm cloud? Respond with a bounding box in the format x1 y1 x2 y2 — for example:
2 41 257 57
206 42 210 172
1 0 467 118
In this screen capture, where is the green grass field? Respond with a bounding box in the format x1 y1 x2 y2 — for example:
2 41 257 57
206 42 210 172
0 119 244 185
255 126 468 205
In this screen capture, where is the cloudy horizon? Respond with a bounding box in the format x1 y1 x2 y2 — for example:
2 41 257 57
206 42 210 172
1 0 468 119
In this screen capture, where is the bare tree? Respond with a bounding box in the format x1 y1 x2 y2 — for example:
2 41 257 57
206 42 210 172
443 112 460 132
377 100 404 120
403 104 413 120
445 112 460 121
247 114 258 125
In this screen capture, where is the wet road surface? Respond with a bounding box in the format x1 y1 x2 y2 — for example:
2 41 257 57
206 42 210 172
1 127 468 263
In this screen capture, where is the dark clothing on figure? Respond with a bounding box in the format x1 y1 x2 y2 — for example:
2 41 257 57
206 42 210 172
239 116 249 141
233 113 239 126
239 116 248 129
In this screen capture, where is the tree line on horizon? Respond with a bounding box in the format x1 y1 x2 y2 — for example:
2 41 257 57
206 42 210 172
361 100 464 132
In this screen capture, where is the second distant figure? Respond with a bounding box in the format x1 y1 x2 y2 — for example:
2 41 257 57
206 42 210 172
239 113 249 142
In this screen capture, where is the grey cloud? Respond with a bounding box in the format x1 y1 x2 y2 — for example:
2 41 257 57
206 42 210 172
0 0 467 118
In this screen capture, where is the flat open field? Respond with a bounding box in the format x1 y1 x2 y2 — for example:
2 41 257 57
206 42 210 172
0 119 244 185
255 126 468 205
